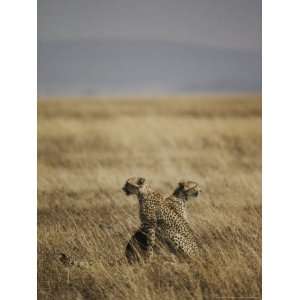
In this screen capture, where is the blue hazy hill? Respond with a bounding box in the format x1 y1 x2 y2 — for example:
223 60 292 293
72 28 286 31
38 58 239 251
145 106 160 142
38 39 261 96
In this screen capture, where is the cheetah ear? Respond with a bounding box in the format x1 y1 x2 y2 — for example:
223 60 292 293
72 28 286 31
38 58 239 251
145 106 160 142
137 177 146 185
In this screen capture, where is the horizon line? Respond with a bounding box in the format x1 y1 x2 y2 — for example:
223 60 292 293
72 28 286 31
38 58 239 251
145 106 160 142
38 92 261 101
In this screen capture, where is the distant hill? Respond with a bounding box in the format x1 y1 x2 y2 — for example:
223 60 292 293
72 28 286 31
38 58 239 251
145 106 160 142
38 39 261 96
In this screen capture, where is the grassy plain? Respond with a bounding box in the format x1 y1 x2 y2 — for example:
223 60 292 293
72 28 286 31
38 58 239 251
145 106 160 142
38 95 261 299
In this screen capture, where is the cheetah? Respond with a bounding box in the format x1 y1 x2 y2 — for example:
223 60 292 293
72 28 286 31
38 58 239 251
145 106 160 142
164 181 202 220
122 177 200 263
125 181 201 263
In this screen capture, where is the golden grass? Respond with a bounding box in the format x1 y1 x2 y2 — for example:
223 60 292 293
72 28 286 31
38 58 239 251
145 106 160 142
38 95 261 299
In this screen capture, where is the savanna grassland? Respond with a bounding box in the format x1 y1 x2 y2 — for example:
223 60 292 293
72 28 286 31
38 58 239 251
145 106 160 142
38 95 261 300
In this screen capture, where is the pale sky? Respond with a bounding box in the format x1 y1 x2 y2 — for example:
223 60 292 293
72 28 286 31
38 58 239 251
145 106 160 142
38 0 261 96
38 0 261 50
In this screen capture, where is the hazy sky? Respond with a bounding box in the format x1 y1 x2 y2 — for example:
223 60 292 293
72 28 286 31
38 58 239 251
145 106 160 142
39 0 260 50
38 0 261 96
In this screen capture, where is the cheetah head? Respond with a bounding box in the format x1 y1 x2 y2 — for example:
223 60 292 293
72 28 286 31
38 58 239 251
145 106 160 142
173 181 202 201
122 177 146 196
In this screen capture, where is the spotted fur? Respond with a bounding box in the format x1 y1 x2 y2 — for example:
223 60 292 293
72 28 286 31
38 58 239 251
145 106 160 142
164 181 202 220
122 177 200 263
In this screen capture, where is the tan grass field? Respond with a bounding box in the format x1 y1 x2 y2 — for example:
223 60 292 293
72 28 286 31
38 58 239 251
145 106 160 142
38 95 261 300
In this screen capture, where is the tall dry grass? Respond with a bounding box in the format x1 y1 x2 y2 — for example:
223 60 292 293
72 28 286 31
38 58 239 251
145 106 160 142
38 96 261 299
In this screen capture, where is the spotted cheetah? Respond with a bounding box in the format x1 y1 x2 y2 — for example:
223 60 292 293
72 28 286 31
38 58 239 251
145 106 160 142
164 181 202 220
125 181 201 263
122 177 200 263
